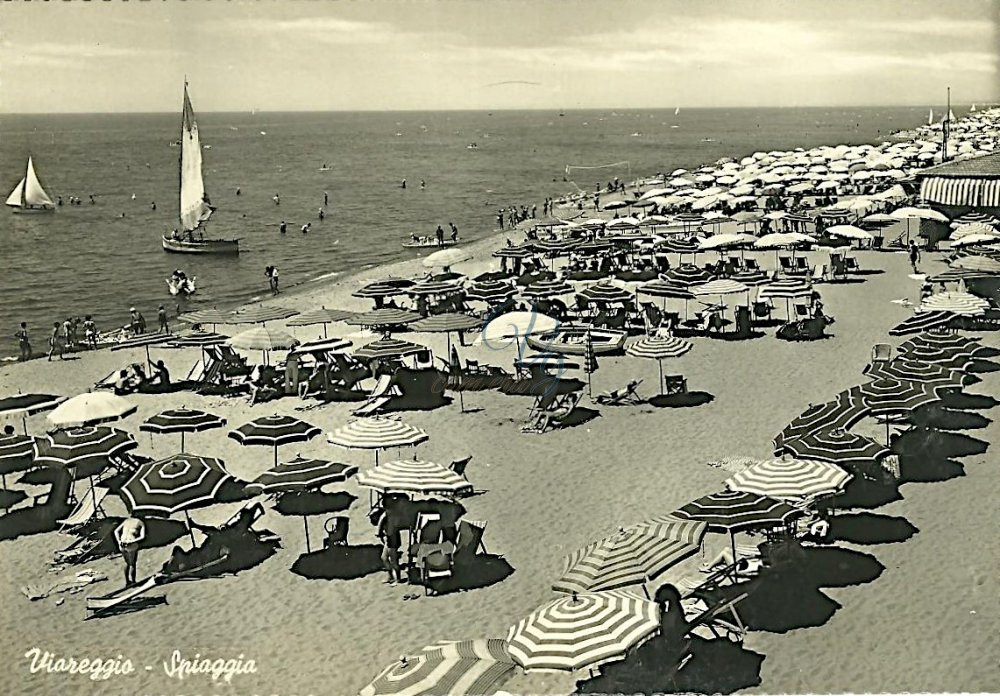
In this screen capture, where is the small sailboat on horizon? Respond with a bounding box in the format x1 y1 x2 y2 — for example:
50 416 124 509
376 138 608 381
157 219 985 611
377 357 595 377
928 108 934 126
6 157 55 214
162 81 240 255
674 106 680 115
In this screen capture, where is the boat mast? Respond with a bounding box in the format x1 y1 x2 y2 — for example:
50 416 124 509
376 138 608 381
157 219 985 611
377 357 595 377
178 79 186 232
942 86 951 162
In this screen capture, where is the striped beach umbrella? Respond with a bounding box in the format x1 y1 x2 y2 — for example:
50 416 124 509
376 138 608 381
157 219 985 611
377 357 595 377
287 307 357 337
554 516 706 594
33 426 138 476
759 278 813 300
920 292 990 316
361 639 516 696
951 255 1000 274
178 308 234 327
779 428 891 467
408 280 464 296
296 337 354 354
246 456 357 494
492 244 535 259
0 434 38 486
928 268 991 284
357 459 472 496
579 284 634 304
227 326 299 363
354 337 425 360
505 590 660 672
47 392 137 428
657 238 701 255
950 211 1000 227
626 336 693 395
229 414 322 465
533 238 581 254
110 332 174 352
690 278 750 297
888 310 956 336
673 490 800 533
896 345 977 372
637 280 695 300
140 408 227 451
664 264 712 287
865 358 971 388
0 393 67 435
522 279 574 299
167 331 228 348
847 378 942 415
228 306 300 324
949 222 999 240
121 453 231 540
465 279 516 304
410 313 482 333
899 331 985 354
724 457 851 501
423 247 473 269
327 417 428 465
354 279 416 299
348 308 422 328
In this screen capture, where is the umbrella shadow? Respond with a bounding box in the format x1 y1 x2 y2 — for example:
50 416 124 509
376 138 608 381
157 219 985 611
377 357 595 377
291 544 384 580
160 524 281 580
892 428 989 459
85 596 169 620
574 634 764 695
274 491 357 517
908 404 992 431
0 468 73 541
827 512 918 545
702 543 884 633
819 474 903 511
939 392 1000 411
967 359 1000 374
649 392 715 408
0 489 27 510
419 553 515 595
216 478 257 504
898 456 966 484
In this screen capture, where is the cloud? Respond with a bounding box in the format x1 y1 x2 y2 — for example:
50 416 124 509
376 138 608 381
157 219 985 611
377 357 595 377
206 16 423 46
1 40 176 69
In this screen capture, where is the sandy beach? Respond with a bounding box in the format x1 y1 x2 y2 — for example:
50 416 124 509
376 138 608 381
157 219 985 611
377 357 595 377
1 225 998 695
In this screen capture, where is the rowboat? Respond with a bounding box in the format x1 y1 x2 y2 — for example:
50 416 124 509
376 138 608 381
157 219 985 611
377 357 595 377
161 81 239 255
526 325 628 355
401 239 459 249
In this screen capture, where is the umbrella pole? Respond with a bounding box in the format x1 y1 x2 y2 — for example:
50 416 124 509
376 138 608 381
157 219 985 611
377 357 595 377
459 391 465 413
184 510 197 546
180 431 185 452
274 445 279 467
658 359 664 395
303 515 311 553
730 531 738 582
22 415 28 436
323 323 329 339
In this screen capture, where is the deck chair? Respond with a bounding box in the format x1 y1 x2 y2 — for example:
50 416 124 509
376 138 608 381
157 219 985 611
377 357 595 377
830 255 848 280
419 549 454 595
604 310 627 331
845 256 861 273
663 374 688 395
685 592 749 642
528 388 561 419
811 263 827 283
871 343 892 364
353 374 400 416
93 370 120 391
57 488 109 532
793 304 811 319
744 258 762 273
778 256 794 274
322 516 349 548
794 257 810 274
596 379 643 405
752 301 773 321
413 512 442 544
522 392 583 434
641 303 664 335
454 519 488 563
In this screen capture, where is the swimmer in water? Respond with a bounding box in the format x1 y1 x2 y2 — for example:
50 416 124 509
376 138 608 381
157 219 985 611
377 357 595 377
301 223 311 234
420 180 426 189
401 179 406 189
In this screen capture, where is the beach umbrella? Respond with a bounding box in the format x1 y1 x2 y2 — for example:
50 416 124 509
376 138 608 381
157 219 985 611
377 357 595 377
920 292 990 316
826 225 873 241
465 279 516 304
890 207 948 222
409 280 464 297
423 248 473 269
780 428 891 467
664 264 712 287
603 200 631 211
33 425 138 503
228 306 300 324
848 379 942 416
167 330 228 348
348 308 422 328
637 280 695 300
229 414 322 466
246 456 357 495
0 434 38 487
410 313 482 352
295 337 354 355
505 590 660 672
888 310 956 336
773 393 870 452
899 331 985 355
0 393 67 434
897 344 980 372
753 232 811 249
657 238 701 255
287 307 357 337
690 278 749 298
121 453 231 542
354 336 425 360
724 458 851 501
929 268 992 284
522 279 574 299
177 308 235 329
227 325 299 364
47 392 137 428
949 222 998 240
492 245 535 259
110 332 174 367
583 331 599 397
327 416 428 465
673 490 800 534
554 516 706 594
533 238 581 255
759 278 812 300
476 311 558 359
865 358 971 388
140 408 227 451
950 211 1000 228
360 639 516 696
951 233 1000 248
698 233 755 251
951 255 1000 273
626 336 692 394
357 459 472 496
606 217 641 229
579 284 633 304
353 279 416 299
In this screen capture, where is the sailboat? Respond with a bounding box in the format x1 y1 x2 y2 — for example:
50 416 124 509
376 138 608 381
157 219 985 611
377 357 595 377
927 108 934 126
6 157 55 214
971 103 977 112
674 107 680 115
162 82 240 255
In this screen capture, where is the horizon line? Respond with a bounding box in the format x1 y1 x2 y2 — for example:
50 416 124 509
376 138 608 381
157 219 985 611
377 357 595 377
1 102 996 117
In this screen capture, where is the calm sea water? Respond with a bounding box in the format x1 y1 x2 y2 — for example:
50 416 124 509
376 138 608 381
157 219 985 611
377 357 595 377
0 106 939 354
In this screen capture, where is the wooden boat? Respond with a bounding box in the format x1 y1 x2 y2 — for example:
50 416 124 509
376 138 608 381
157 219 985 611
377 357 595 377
162 82 239 255
6 157 55 214
526 325 627 355
401 238 459 249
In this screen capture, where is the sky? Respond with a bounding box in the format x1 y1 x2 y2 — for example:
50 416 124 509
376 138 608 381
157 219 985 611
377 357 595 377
1 0 998 113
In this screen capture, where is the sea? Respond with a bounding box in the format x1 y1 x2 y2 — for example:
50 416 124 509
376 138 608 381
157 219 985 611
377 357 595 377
0 106 945 356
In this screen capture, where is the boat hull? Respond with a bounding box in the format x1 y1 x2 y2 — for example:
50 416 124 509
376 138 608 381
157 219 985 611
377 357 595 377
526 326 628 355
9 206 55 214
402 240 459 249
162 236 239 254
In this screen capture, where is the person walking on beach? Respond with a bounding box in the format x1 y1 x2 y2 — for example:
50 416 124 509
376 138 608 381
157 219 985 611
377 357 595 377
47 322 63 361
401 179 406 189
908 241 921 272
271 266 280 294
449 222 459 242
130 307 146 334
420 179 426 189
83 315 97 349
435 225 445 247
115 516 146 588
318 208 325 221
374 507 403 585
157 305 170 334
15 322 31 362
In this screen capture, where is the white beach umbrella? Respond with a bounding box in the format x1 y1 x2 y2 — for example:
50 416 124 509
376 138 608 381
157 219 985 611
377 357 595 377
826 225 873 240
48 392 137 428
423 247 473 268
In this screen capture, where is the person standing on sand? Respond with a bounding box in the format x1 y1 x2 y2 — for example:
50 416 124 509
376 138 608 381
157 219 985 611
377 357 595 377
157 305 170 334
47 322 63 361
301 222 311 234
83 315 97 348
318 208 325 221
115 516 146 587
273 193 280 206
449 222 459 242
375 508 403 585
435 225 445 247
908 240 921 272
15 322 30 362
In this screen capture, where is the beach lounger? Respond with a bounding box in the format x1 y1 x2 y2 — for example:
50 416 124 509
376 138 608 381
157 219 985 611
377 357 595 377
521 392 583 434
57 488 109 532
596 379 643 405
353 374 399 416
85 555 229 618
685 592 749 642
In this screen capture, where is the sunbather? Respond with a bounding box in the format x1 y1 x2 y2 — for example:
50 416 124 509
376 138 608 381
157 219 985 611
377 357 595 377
523 392 581 433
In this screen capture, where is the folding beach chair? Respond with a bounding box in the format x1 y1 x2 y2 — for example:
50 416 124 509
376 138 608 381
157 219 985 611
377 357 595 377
778 256 795 275
596 379 644 405
522 392 583 434
811 263 827 283
793 304 811 320
323 516 350 548
663 374 688 395
57 488 109 533
454 519 488 563
845 256 861 273
353 374 400 416
744 258 762 273
794 257 810 274
419 549 454 595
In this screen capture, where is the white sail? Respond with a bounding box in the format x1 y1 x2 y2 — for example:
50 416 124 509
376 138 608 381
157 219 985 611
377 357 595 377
179 83 215 232
948 109 956 122
928 108 933 126
971 103 977 112
5 178 25 208
674 107 680 115
24 157 53 208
